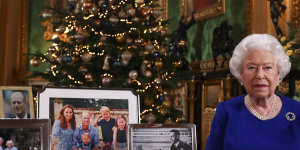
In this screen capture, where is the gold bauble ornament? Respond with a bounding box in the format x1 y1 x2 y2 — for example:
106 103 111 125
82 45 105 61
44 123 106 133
144 70 152 77
145 112 156 123
95 20 101 25
177 40 186 47
78 66 88 73
154 77 161 84
160 47 168 56
48 46 57 53
141 7 150 16
81 53 93 62
155 59 163 69
30 58 41 67
101 74 112 84
134 38 143 44
132 17 140 22
118 10 127 18
135 0 144 4
162 97 172 108
82 1 93 9
144 98 154 106
55 26 65 34
121 50 133 66
56 57 63 63
109 15 119 24
145 43 154 51
101 35 107 41
85 73 93 82
160 29 167 36
116 35 125 43
128 8 136 16
173 60 183 67
126 38 133 44
77 28 90 38
129 70 138 79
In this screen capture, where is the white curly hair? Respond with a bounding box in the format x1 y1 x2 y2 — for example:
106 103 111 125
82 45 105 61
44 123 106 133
229 34 291 83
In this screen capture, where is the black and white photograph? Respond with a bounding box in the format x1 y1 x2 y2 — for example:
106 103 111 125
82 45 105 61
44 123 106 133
0 86 34 119
129 124 196 150
0 119 50 150
39 87 140 150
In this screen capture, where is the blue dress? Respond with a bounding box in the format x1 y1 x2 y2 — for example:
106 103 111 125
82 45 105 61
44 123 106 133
52 120 74 150
205 95 300 150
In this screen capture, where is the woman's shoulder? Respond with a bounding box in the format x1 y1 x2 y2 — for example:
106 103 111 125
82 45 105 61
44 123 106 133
217 95 245 112
53 119 61 126
221 95 245 106
280 95 300 108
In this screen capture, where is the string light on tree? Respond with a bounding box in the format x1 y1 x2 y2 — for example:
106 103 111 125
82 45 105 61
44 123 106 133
30 0 192 123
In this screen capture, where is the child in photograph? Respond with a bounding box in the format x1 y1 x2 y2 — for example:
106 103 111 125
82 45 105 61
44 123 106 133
113 115 127 150
97 106 116 150
81 132 91 150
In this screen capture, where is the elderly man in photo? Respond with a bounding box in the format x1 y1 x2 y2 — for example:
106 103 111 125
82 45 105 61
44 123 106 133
6 91 30 119
73 112 100 150
170 129 192 150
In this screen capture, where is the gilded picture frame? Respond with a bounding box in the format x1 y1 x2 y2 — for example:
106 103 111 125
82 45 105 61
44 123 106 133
0 86 35 118
180 0 225 21
201 79 224 150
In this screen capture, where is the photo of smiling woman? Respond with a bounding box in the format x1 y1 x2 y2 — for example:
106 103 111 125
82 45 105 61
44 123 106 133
205 34 300 150
51 105 76 150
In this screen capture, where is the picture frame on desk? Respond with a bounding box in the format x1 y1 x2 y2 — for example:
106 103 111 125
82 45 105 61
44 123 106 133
201 79 224 150
128 124 196 150
0 86 35 119
180 0 225 21
38 87 140 150
0 119 50 150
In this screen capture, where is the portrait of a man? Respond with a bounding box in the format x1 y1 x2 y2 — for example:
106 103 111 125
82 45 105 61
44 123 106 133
170 129 192 150
2 90 31 119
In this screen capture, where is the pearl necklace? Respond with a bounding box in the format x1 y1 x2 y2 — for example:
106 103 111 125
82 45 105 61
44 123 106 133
244 95 277 120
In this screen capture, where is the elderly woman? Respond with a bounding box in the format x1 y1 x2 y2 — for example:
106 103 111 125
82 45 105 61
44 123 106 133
205 34 300 150
52 105 76 150
4 140 17 150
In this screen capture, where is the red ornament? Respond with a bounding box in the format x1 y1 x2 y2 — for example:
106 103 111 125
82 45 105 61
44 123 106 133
83 1 93 9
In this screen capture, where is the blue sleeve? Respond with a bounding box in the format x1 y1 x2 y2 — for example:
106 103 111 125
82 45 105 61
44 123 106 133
92 127 100 148
52 120 61 138
72 128 81 149
205 102 227 150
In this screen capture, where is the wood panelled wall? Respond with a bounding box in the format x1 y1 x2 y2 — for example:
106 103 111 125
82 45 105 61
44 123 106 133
0 0 28 85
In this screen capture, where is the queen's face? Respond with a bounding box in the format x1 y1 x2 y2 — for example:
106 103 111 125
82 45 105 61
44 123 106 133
64 107 73 121
241 50 280 99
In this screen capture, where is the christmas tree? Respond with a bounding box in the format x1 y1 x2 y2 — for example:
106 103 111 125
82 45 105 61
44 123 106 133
29 0 192 123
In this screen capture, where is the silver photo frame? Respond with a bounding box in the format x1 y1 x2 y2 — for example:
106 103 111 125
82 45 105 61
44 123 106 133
129 124 197 150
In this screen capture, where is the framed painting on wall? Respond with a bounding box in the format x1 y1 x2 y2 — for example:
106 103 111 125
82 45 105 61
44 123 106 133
180 0 225 21
201 79 224 150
